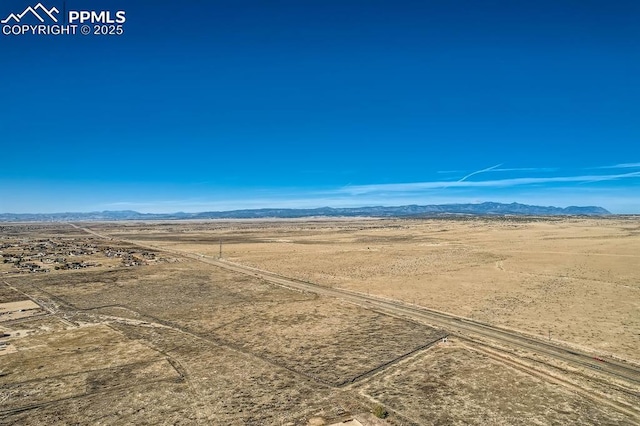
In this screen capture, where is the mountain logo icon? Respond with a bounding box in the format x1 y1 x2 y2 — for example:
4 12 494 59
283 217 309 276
1 3 59 24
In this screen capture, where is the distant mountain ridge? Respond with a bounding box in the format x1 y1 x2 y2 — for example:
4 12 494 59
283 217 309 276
0 202 611 222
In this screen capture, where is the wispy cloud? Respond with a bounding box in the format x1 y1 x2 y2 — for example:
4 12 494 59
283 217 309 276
594 162 640 169
439 165 557 176
339 170 640 195
491 167 558 172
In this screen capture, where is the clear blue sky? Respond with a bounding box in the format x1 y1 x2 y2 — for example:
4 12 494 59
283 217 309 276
1 0 639 213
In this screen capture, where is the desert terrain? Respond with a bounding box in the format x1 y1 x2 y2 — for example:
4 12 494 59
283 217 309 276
1 217 639 425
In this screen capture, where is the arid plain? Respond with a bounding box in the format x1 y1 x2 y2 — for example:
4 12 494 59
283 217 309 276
1 217 639 425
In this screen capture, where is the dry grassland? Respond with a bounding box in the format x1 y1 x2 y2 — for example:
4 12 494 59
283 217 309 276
104 217 640 361
357 340 634 425
1 218 639 425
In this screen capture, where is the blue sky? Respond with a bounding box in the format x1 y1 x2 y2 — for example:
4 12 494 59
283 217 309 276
1 0 638 213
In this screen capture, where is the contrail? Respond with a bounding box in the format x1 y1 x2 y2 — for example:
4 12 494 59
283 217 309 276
457 163 503 182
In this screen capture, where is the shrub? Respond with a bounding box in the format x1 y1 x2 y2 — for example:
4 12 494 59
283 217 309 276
372 404 388 419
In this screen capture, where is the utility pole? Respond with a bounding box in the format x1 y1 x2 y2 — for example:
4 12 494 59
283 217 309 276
219 239 222 259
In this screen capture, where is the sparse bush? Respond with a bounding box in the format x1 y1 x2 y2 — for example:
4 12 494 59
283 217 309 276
372 404 388 419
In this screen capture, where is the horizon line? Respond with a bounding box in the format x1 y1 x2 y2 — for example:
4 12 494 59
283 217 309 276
0 200 615 216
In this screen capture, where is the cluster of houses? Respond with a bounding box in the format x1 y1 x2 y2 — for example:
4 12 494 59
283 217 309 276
103 247 150 267
54 261 101 270
13 261 49 273
0 238 167 273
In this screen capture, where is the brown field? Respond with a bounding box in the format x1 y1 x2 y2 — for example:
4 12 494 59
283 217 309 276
100 217 639 361
357 340 632 426
1 217 639 425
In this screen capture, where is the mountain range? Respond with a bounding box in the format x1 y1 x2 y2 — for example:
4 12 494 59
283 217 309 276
0 202 611 222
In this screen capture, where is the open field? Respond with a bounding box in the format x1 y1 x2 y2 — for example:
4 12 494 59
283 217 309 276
10 261 445 387
356 340 633 425
1 218 639 425
97 217 640 362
